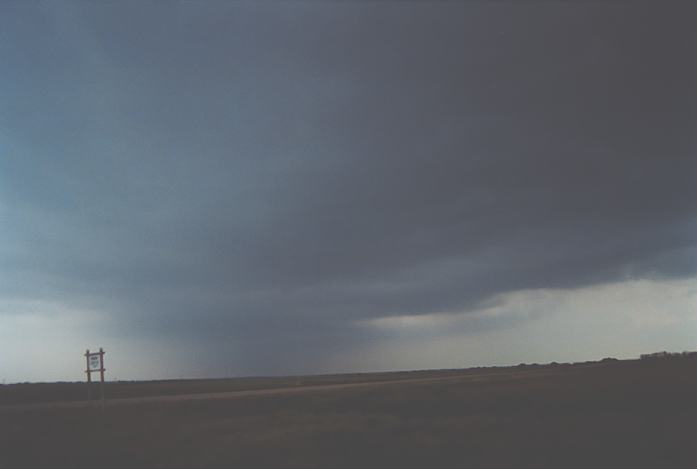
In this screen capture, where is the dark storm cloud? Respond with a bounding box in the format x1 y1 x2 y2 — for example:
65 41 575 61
1 1 695 371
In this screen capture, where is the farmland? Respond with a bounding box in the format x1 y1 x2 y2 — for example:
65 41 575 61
2 357 696 468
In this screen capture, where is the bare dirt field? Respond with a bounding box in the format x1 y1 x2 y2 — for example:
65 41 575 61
2 357 696 468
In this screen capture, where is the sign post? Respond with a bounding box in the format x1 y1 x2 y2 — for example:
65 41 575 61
85 348 106 409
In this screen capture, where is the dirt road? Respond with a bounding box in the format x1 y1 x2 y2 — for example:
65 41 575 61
0 373 473 412
1 366 571 412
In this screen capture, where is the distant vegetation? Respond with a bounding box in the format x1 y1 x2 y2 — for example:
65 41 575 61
640 350 697 360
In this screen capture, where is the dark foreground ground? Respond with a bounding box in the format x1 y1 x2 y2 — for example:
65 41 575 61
2 357 696 468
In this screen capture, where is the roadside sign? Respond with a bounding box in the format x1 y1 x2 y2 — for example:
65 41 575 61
89 355 101 370
85 348 106 409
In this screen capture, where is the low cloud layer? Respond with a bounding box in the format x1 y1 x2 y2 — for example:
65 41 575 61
1 1 695 380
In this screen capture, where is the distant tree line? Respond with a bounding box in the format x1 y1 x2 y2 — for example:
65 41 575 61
640 351 697 360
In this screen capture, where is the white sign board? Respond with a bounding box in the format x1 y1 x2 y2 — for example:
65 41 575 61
88 354 101 370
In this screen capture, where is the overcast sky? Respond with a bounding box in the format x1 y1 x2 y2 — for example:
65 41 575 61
1 1 695 382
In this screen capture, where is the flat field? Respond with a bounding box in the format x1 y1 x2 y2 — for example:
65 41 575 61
2 358 696 468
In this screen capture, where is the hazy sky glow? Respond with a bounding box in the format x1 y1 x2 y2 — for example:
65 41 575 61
1 1 695 382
